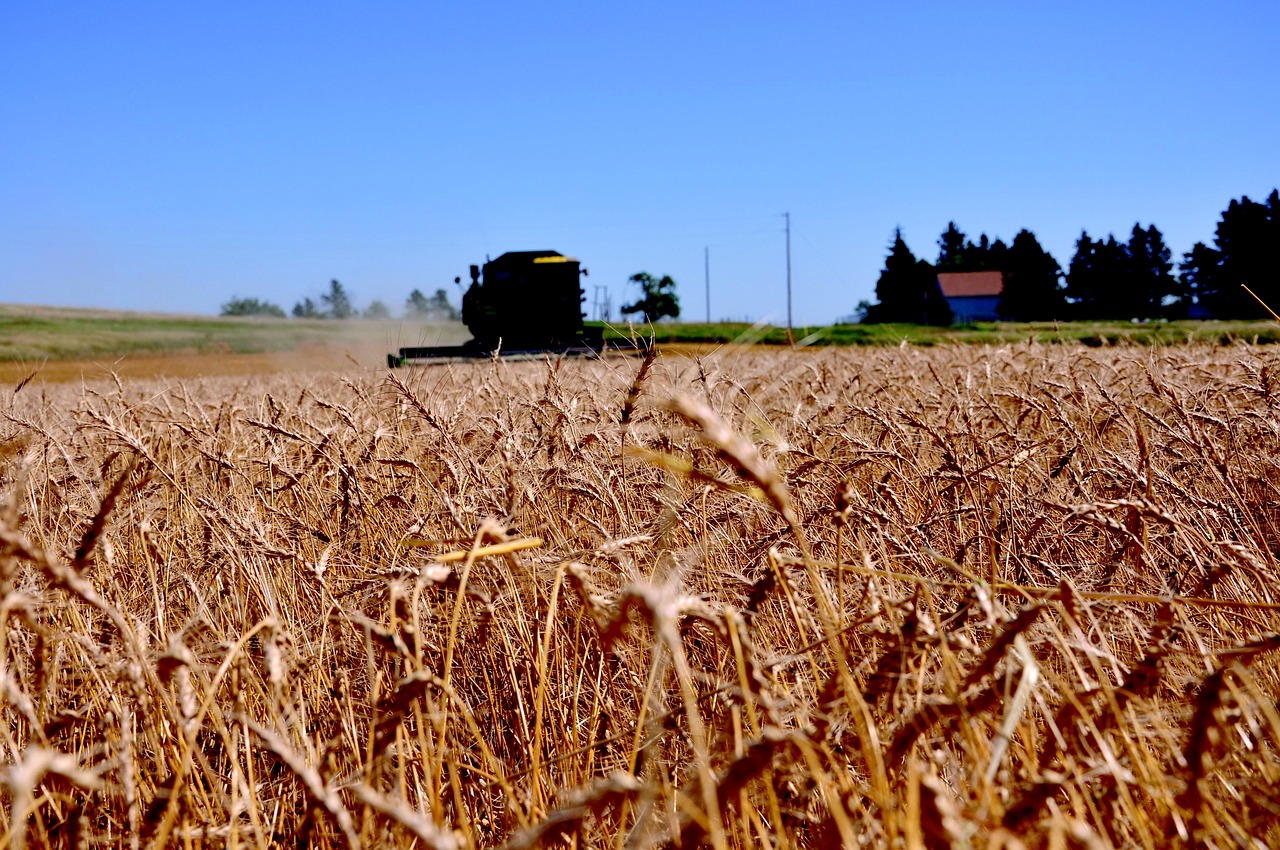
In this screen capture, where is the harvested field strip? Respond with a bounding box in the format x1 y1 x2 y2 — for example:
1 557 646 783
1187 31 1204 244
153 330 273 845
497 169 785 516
1 343 1278 848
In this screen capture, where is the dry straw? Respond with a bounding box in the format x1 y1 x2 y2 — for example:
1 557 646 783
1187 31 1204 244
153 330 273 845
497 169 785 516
0 343 1278 848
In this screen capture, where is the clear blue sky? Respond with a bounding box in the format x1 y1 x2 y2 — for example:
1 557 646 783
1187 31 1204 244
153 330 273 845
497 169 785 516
3 2 1277 324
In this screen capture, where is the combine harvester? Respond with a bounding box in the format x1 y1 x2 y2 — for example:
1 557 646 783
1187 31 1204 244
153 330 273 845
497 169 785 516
388 251 647 366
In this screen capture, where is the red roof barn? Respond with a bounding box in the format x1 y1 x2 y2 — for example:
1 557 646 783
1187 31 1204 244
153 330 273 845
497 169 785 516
937 271 1003 322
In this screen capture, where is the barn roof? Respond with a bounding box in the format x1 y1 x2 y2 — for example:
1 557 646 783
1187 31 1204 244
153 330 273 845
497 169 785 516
937 271 1003 298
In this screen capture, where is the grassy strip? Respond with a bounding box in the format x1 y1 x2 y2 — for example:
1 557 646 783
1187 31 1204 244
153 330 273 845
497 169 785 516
5 302 1279 364
593 319 1280 347
0 304 467 361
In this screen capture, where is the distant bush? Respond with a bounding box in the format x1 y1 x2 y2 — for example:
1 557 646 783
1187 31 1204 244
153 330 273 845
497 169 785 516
405 288 460 321
220 296 286 318
363 300 392 320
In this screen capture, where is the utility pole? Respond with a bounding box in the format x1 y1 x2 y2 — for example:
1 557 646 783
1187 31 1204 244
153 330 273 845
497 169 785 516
785 212 793 344
704 246 711 323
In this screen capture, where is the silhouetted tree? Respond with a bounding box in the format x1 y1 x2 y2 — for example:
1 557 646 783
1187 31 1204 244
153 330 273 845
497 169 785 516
1179 241 1222 316
937 222 970 271
292 297 320 318
1126 224 1179 318
621 272 680 323
934 226 1009 273
1182 190 1280 318
1066 232 1124 319
1067 225 1180 319
986 238 1009 274
863 230 952 325
321 279 353 319
997 230 1065 321
221 296 285 317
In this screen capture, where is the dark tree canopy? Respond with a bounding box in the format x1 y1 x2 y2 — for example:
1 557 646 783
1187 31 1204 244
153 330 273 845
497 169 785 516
863 230 952 325
1066 232 1124 319
1179 241 1222 315
1181 190 1280 318
997 230 1065 321
1126 224 1179 318
864 188 1279 325
933 226 1009 274
1066 224 1192 319
221 296 285 318
936 222 969 271
621 272 680 323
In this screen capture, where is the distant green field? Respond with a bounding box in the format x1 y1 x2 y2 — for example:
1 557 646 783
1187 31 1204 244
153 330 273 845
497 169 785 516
0 304 468 362
592 319 1280 347
3 304 1279 365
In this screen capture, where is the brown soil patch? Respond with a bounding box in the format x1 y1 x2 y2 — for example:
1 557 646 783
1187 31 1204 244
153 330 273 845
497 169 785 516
0 341 396 386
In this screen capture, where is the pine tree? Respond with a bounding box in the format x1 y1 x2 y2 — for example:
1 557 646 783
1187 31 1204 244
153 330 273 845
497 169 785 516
1126 224 1177 318
863 230 952 325
937 222 969 271
292 297 319 318
1068 226 1180 319
321 279 353 319
1179 242 1222 315
1065 232 1102 318
1182 191 1280 318
997 230 1064 321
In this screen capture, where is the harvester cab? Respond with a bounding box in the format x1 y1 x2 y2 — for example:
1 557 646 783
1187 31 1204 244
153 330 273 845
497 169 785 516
461 251 598 351
388 251 638 366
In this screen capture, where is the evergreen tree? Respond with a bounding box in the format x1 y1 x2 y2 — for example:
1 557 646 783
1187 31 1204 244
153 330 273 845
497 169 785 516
292 297 319 318
1126 224 1178 318
1066 233 1129 319
1065 231 1102 318
863 230 952 325
997 230 1065 321
1179 242 1222 316
937 222 969 271
939 231 1001 272
1068 225 1180 319
987 238 1009 274
320 279 353 319
1184 191 1280 318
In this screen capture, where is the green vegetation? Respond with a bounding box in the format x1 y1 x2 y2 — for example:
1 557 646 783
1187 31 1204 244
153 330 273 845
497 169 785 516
220 296 287 317
4 303 1279 366
0 304 466 362
594 318 1280 347
620 271 681 323
405 287 460 321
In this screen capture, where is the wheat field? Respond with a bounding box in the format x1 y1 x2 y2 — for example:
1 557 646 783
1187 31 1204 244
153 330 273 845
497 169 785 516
1 343 1279 849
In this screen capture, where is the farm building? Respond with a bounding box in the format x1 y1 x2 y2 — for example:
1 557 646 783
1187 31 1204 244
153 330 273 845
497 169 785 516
938 271 1003 322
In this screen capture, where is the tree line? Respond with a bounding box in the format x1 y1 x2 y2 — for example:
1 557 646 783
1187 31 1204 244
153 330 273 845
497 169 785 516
221 280 460 321
861 189 1280 324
